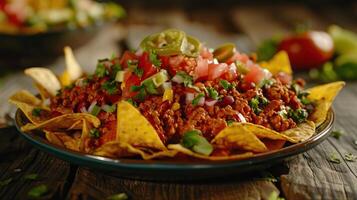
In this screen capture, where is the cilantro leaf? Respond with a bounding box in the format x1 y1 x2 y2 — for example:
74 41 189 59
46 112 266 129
133 67 144 78
95 62 108 77
327 153 341 164
0 178 12 187
107 193 129 200
24 173 39 180
102 81 118 95
344 153 356 162
149 51 161 67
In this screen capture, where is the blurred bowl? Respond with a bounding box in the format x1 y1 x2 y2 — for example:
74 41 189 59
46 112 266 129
0 22 108 69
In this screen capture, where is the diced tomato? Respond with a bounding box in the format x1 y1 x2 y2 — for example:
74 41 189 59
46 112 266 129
222 63 238 81
122 73 141 98
244 64 266 84
138 52 158 79
120 51 137 68
208 63 228 80
200 47 214 60
194 56 209 80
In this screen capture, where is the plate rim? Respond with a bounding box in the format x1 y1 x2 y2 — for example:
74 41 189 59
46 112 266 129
14 108 334 171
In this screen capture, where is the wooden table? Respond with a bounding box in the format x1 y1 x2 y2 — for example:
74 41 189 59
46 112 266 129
1 3 357 200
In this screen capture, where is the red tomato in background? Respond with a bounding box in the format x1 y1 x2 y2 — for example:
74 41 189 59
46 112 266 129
122 71 141 98
244 64 266 85
278 31 334 70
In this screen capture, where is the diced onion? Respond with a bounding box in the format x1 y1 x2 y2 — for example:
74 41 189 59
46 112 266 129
197 96 205 106
186 93 195 104
115 70 125 82
75 78 85 87
135 48 143 56
152 70 168 86
213 58 219 64
172 74 184 84
205 99 217 107
87 101 97 113
162 82 172 90
80 107 88 113
237 113 246 123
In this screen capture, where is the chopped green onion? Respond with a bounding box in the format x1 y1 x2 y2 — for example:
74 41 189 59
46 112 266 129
235 61 249 74
27 184 48 198
249 97 262 115
91 105 101 116
182 130 213 156
176 71 193 87
111 64 122 80
32 108 42 117
127 98 137 107
134 87 147 101
115 71 125 82
89 128 100 138
207 87 219 100
142 79 158 94
219 80 231 90
102 104 116 113
192 93 205 106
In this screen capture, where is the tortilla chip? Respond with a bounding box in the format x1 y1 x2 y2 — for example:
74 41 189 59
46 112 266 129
64 46 83 84
168 144 254 160
260 51 292 75
45 131 65 147
281 121 316 143
24 67 61 96
116 101 167 151
211 123 268 153
261 139 286 151
9 90 49 124
307 81 345 126
44 130 81 151
238 123 286 140
21 113 100 132
34 83 50 101
94 141 135 158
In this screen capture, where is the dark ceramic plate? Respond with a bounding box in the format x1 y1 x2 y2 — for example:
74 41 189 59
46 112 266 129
0 23 108 69
15 109 334 181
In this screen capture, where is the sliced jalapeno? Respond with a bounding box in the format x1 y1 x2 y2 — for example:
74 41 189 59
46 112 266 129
213 43 236 62
140 29 201 57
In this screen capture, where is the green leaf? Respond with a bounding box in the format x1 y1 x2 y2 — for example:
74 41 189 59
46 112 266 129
142 80 158 95
133 67 144 78
32 108 42 117
24 173 39 180
111 64 122 80
191 93 204 106
344 153 356 162
330 130 343 139
0 178 12 187
127 98 137 107
219 80 231 90
89 128 100 138
268 191 285 200
107 193 129 200
182 130 213 156
27 184 48 198
288 108 308 123
249 97 261 115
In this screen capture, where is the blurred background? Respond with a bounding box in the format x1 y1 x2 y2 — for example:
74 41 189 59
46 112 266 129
0 0 357 124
